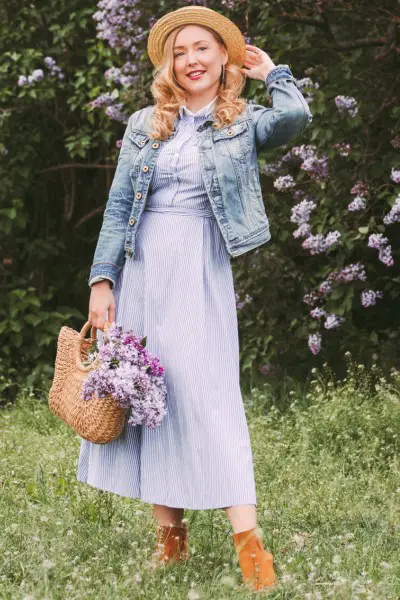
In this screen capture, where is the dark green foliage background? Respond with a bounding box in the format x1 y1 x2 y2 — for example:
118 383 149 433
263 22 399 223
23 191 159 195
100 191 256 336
0 0 399 394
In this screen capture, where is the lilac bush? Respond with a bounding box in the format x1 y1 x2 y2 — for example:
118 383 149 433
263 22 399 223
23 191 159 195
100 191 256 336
82 323 168 429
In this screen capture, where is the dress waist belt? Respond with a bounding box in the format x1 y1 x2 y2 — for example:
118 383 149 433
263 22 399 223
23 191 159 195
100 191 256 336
144 205 215 218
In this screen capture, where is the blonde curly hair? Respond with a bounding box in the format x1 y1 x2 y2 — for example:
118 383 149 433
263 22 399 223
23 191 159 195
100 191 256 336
149 24 247 141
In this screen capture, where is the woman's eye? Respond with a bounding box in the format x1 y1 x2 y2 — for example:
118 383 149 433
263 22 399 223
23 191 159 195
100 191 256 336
174 47 207 58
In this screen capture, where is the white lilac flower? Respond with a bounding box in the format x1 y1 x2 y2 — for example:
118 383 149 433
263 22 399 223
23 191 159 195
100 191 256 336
27 75 35 85
44 56 56 68
290 199 317 225
390 168 400 184
361 289 384 308
302 231 341 255
324 314 345 329
378 245 394 267
348 195 366 211
293 223 311 239
310 307 326 320
335 95 359 118
18 75 27 86
273 174 296 191
383 195 400 225
308 333 322 355
31 69 44 81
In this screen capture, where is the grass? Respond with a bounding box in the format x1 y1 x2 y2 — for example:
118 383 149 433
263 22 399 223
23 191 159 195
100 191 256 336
0 357 399 599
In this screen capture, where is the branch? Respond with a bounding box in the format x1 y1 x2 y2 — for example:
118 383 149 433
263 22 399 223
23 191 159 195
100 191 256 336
39 164 116 174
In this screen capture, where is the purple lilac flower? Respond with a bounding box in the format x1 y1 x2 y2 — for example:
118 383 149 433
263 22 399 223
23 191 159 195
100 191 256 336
116 139 123 148
18 75 27 86
348 195 366 211
333 142 352 157
291 189 307 201
300 153 329 181
324 314 345 329
88 93 115 109
310 307 326 320
303 291 319 306
361 289 384 308
335 95 359 118
329 262 367 283
290 199 317 225
350 181 369 196
235 291 253 310
260 161 283 176
44 56 56 68
273 174 296 191
295 77 319 103
93 0 144 55
82 322 167 429
302 231 341 255
105 103 129 123
390 168 400 184
368 233 394 266
383 195 400 225
308 333 322 355
319 280 332 294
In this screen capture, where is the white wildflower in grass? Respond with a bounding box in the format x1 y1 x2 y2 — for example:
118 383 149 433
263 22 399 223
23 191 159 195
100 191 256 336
188 588 201 600
219 575 236 587
273 174 296 191
332 554 341 565
42 559 55 570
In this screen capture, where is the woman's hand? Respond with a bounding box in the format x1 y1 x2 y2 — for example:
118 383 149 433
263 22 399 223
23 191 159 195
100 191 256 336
88 280 116 331
240 44 276 81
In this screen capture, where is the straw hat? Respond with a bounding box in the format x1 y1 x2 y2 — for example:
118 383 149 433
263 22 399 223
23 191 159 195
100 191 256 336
147 6 247 69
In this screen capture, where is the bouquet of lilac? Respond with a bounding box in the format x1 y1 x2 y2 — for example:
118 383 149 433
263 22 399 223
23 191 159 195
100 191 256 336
81 322 168 429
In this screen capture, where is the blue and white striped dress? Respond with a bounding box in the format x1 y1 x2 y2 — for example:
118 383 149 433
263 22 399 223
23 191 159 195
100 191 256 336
77 96 257 509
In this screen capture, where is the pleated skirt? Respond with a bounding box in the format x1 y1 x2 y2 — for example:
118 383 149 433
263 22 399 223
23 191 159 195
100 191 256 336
77 203 257 509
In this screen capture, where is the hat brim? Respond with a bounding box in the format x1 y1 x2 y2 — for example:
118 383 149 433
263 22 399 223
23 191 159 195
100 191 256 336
147 6 247 68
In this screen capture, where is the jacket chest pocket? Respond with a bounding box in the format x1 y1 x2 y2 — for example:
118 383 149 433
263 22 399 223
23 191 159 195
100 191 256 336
212 121 249 159
128 130 150 175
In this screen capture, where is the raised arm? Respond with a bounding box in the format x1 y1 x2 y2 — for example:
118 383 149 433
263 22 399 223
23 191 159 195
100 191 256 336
249 64 313 151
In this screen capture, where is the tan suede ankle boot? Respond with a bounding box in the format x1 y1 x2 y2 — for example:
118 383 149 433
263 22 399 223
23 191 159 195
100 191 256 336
233 526 278 592
152 522 188 566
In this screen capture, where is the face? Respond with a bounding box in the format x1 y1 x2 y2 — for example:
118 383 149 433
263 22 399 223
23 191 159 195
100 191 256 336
172 25 228 98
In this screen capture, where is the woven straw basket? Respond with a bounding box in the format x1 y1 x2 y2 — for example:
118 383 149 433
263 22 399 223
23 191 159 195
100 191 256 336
48 321 128 444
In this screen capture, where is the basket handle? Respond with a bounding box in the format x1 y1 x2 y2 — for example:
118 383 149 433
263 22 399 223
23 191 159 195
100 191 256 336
76 321 111 372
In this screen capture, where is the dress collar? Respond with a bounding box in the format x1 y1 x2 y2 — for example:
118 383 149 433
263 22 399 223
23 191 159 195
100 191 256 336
178 95 218 119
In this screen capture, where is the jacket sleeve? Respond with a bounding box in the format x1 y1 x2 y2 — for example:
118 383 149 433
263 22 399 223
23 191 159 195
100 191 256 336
88 111 138 288
250 64 313 151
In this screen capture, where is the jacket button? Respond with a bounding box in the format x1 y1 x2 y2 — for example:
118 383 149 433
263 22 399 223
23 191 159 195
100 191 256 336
140 140 146 145
152 142 159 148
143 165 149 172
136 192 142 199
129 218 135 226
227 130 233 135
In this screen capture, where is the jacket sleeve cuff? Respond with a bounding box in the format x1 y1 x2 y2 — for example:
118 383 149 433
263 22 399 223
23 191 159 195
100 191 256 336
88 263 120 289
89 276 115 289
265 64 295 90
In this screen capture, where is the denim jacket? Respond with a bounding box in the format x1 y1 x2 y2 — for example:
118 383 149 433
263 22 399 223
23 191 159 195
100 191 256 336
89 64 313 287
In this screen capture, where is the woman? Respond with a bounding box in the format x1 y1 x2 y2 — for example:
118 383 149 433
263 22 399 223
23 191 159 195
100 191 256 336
78 6 312 592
